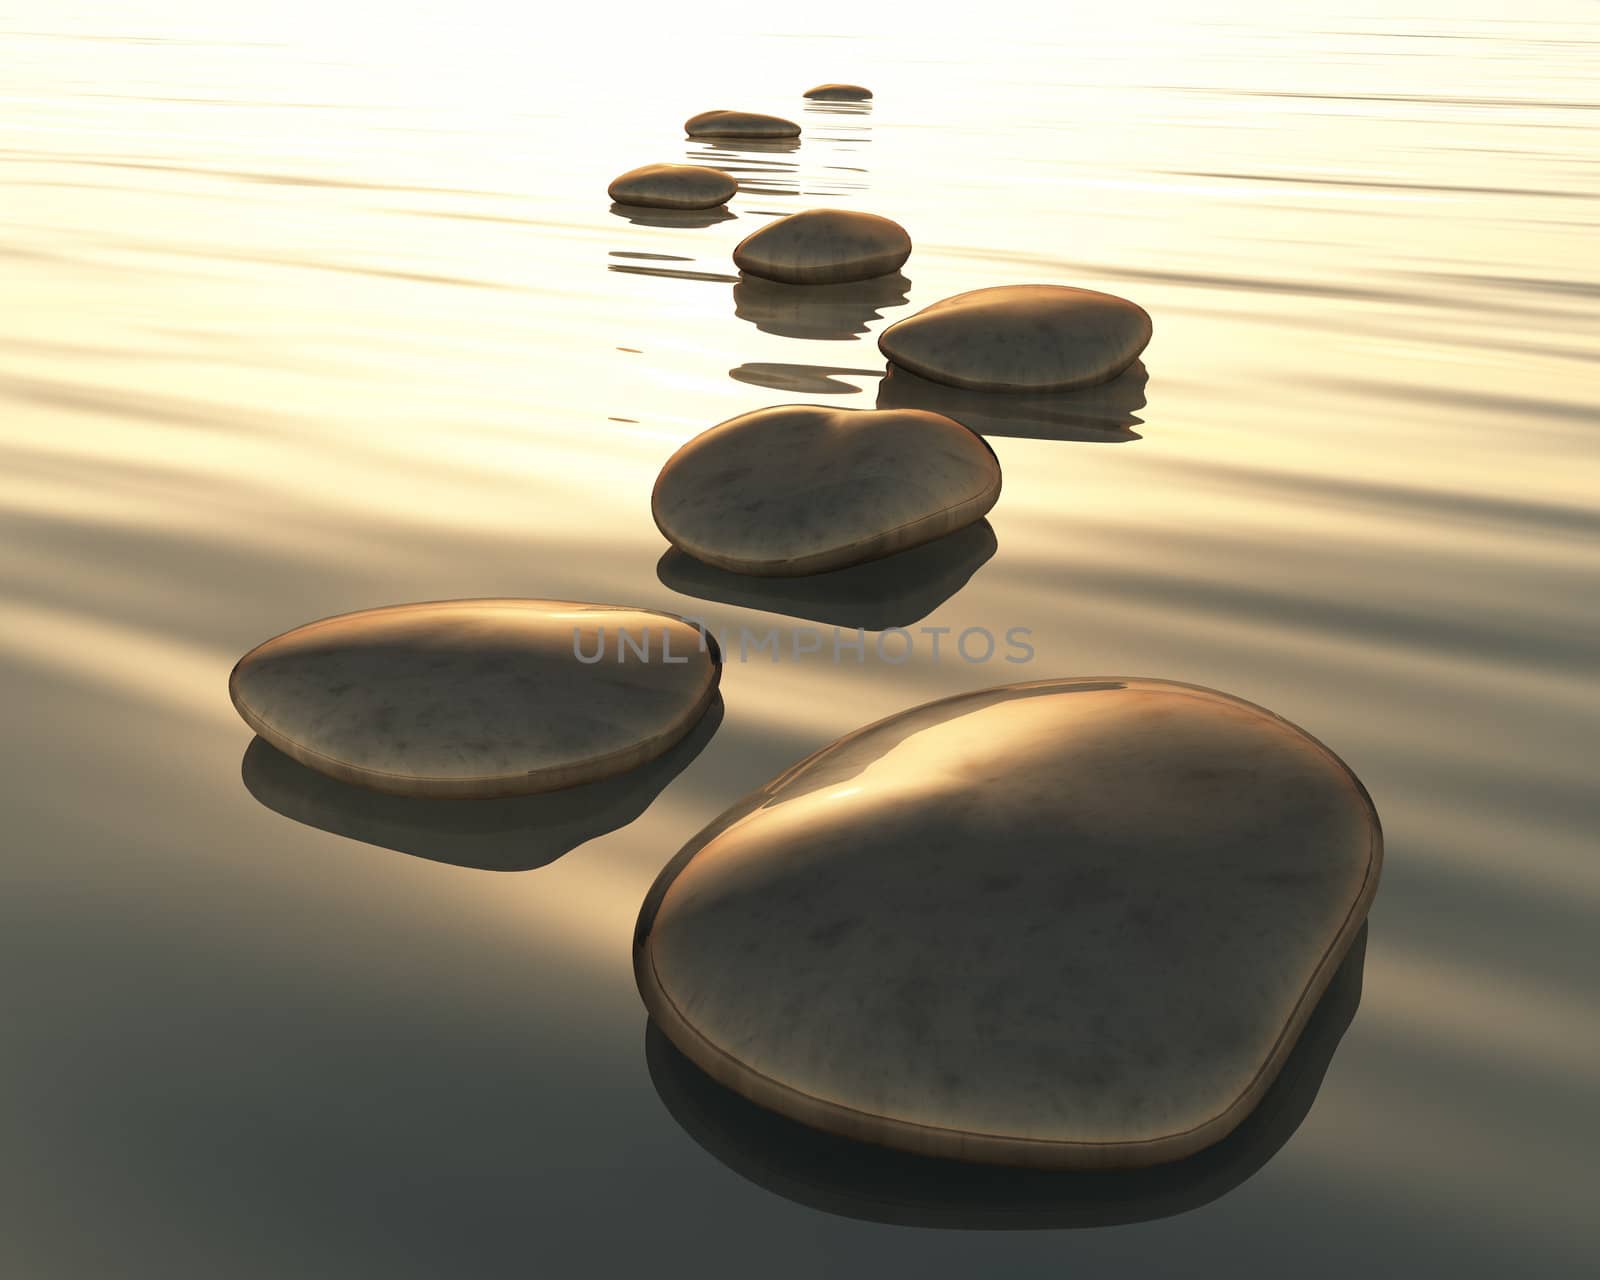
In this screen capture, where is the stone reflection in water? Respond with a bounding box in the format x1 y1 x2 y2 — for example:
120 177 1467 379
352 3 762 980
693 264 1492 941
608 202 736 229
727 362 879 395
878 361 1148 441
734 272 912 341
240 697 722 872
657 520 997 632
646 924 1367 1229
686 136 801 198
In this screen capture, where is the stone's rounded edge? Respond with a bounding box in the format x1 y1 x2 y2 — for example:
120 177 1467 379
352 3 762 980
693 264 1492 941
227 599 723 800
648 406 1002 578
877 287 1156 392
632 676 1382 1168
803 83 872 101
684 110 802 140
606 164 738 211
730 210 913 286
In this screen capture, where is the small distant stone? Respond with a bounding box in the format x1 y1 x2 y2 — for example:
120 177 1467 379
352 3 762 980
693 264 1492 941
804 83 872 101
734 208 911 285
652 405 1000 576
229 599 720 798
685 110 801 139
608 163 737 210
879 284 1153 392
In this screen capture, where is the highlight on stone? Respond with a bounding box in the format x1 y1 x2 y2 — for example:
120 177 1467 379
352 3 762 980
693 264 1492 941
228 599 721 799
634 677 1382 1169
607 163 738 210
733 208 912 285
803 83 872 101
651 404 1001 577
879 284 1153 392
684 110 801 140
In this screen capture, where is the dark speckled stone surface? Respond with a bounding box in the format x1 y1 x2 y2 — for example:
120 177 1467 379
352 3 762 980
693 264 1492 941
734 209 912 285
607 163 737 210
229 599 721 798
684 109 801 139
634 678 1381 1169
803 83 872 101
879 284 1153 392
651 404 1002 577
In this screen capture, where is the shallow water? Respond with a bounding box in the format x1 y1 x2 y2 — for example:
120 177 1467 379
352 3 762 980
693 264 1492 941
3 2 1597 1275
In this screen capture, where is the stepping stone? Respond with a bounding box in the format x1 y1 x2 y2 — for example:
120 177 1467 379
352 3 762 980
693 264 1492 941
734 208 912 285
634 678 1382 1169
879 284 1153 392
733 271 911 341
229 599 721 798
685 110 801 139
608 163 738 210
804 83 872 101
651 405 1001 577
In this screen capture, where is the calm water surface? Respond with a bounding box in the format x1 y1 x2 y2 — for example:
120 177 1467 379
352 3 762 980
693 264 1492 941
3 2 1596 1275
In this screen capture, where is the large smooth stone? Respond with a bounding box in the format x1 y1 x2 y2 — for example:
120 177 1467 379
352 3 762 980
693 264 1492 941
651 405 1001 577
685 110 801 139
734 208 911 285
229 599 721 799
879 284 1153 392
607 163 738 210
634 678 1382 1169
804 83 872 101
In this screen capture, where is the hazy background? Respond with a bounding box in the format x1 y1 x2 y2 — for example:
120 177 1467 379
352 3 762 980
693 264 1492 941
3 2 1596 1275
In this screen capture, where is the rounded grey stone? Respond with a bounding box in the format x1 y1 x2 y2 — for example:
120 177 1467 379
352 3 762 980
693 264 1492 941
634 678 1382 1169
685 110 801 139
229 599 721 798
734 208 911 285
879 284 1153 392
608 163 738 210
651 404 1002 577
804 83 872 101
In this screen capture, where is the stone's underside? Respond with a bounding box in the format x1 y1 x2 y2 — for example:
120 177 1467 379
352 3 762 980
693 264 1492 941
607 163 738 210
685 110 801 139
804 83 872 101
229 599 721 798
734 208 912 285
651 404 1002 577
635 678 1382 1168
879 284 1153 392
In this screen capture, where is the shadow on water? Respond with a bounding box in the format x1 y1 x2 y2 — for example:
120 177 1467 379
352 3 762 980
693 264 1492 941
239 696 723 872
734 272 913 341
647 923 1367 1230
657 521 997 632
608 202 735 229
877 363 1148 441
728 362 881 394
